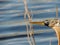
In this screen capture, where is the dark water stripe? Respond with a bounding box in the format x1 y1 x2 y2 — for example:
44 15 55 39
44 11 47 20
29 7 55 11
0 31 55 40
38 41 57 45
0 6 24 11
0 35 27 40
0 25 51 32
1 12 59 21
0 1 12 3
32 12 60 19
27 2 60 6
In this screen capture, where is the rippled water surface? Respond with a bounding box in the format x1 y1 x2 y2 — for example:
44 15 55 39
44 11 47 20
0 0 60 45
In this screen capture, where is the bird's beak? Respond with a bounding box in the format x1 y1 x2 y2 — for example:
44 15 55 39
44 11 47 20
30 21 45 26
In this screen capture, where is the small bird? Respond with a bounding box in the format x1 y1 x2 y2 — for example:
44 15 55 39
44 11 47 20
30 19 60 45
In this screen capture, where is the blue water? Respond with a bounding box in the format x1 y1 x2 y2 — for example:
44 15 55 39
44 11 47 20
0 0 60 45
